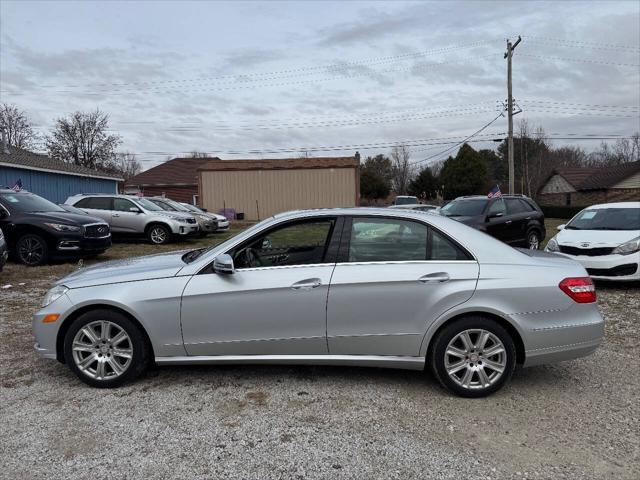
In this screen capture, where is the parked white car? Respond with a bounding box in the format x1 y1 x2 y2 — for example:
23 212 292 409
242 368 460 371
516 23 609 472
545 202 640 281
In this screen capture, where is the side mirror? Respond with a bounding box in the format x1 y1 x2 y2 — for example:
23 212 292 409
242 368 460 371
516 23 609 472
129 207 141 213
201 208 208 212
213 254 235 274
557 224 566 231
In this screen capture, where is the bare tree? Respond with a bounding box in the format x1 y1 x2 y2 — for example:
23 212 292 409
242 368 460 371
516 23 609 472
588 134 640 166
112 152 142 180
46 109 121 169
0 103 38 149
390 144 413 195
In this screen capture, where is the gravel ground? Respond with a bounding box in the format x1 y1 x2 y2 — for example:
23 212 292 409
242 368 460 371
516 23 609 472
1 272 639 479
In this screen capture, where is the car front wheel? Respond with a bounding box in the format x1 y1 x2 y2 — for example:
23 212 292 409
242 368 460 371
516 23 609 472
16 233 49 266
63 309 148 388
430 316 516 398
147 224 171 245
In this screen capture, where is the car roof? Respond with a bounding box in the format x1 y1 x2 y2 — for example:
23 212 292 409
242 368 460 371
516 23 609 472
585 202 640 210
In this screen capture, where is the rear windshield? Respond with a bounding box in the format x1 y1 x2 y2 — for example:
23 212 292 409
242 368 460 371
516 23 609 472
0 193 65 213
395 196 418 205
440 199 486 217
566 208 640 231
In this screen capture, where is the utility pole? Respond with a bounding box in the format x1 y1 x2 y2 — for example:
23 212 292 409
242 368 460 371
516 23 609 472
505 35 521 194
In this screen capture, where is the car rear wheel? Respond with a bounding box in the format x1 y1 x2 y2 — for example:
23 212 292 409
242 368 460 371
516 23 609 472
16 233 49 266
527 230 540 250
63 309 148 388
430 316 516 398
147 224 171 245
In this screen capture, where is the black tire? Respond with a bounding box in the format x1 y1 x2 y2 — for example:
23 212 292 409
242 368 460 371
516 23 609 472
430 316 516 398
526 229 541 250
15 233 49 266
146 224 171 245
63 309 148 388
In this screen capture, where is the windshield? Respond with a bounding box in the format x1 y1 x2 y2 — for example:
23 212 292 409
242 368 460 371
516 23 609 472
164 199 191 212
395 196 418 205
566 208 640 231
0 193 65 213
182 203 203 213
135 198 164 211
440 199 486 217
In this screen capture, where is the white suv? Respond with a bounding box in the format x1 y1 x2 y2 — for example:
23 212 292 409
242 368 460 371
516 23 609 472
65 194 199 244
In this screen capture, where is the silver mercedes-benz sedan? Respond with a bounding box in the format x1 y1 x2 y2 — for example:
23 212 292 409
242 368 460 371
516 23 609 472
33 208 604 397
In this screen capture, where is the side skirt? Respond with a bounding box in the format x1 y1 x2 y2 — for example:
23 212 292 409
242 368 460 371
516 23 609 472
155 354 426 370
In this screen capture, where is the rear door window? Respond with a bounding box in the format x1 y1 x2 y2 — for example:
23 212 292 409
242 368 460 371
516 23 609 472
506 198 530 214
86 197 112 210
348 218 428 262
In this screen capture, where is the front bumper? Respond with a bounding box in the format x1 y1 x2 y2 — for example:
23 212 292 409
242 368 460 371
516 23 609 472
169 223 200 236
216 220 230 231
552 251 640 281
32 293 75 361
53 235 112 256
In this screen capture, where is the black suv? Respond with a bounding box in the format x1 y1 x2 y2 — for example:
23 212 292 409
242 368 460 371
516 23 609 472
439 195 546 249
0 189 112 266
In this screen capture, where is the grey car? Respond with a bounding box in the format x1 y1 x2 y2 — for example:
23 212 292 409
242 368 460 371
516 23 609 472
146 197 218 236
66 194 199 244
33 208 604 397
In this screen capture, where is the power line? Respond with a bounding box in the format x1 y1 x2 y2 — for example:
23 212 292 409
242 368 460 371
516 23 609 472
13 40 500 91
518 53 640 68
522 35 640 52
410 113 505 166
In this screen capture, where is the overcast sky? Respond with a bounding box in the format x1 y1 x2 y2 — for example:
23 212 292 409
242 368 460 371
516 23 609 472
1 0 639 170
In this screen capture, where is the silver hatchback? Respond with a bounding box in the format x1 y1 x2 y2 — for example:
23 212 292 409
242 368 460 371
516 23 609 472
33 208 604 397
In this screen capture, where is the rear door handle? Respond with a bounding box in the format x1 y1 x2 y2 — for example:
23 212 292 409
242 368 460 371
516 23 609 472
112 213 120 217
418 272 450 284
505 220 512 224
291 278 322 290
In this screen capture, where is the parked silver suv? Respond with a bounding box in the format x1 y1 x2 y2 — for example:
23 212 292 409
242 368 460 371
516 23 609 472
65 194 198 244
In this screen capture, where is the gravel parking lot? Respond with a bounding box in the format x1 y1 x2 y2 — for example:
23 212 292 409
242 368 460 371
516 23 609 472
1 231 639 479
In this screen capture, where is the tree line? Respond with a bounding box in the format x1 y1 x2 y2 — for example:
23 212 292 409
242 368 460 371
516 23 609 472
361 121 639 203
0 103 141 180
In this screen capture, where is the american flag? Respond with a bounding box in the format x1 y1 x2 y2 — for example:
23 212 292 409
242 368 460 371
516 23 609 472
11 179 22 192
487 185 502 198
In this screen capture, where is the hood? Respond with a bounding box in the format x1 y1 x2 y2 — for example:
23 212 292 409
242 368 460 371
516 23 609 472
23 211 106 226
156 211 193 221
555 228 638 248
57 249 190 288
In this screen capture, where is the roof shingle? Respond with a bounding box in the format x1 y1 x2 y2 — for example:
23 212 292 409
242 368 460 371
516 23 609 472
125 157 218 186
0 146 123 180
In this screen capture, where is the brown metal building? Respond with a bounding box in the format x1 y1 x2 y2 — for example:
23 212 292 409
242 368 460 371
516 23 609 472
124 156 220 203
198 157 360 220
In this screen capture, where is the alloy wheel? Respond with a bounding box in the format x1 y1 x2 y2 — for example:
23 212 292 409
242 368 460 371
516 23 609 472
444 329 507 390
71 320 133 380
150 227 168 244
528 232 540 250
18 236 45 265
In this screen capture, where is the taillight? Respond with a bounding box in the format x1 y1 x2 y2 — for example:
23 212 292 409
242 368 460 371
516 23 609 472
559 277 596 303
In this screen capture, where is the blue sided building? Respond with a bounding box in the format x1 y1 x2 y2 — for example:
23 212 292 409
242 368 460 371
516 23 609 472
0 146 122 203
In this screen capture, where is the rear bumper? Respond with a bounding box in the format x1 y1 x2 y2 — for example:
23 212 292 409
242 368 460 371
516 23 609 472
554 251 640 281
512 303 605 367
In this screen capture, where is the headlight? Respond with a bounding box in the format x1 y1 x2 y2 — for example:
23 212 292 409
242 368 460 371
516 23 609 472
198 214 210 221
545 237 559 252
44 223 81 232
42 285 69 308
612 236 640 255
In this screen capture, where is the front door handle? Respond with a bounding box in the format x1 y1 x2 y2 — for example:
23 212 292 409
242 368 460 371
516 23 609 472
291 278 322 290
505 220 512 224
418 272 450 284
